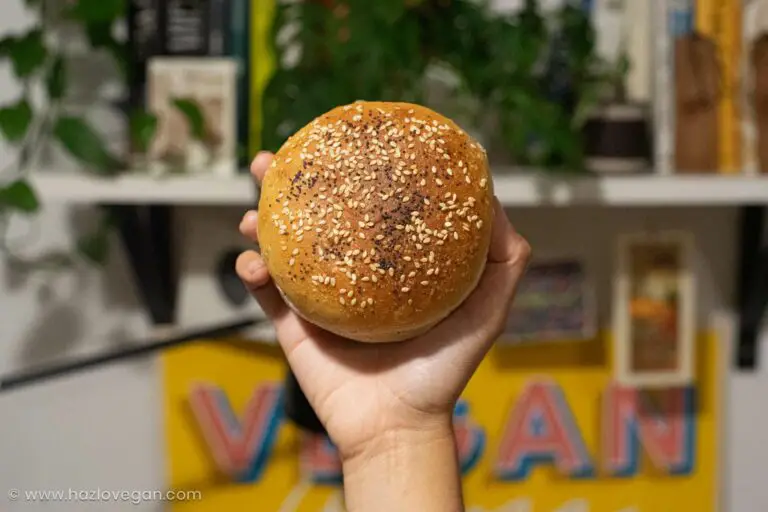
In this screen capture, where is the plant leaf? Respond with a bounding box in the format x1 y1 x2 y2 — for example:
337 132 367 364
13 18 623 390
76 229 110 265
68 0 125 23
0 99 33 142
8 30 47 78
46 56 66 100
129 110 158 153
53 116 121 174
0 178 39 213
171 98 206 140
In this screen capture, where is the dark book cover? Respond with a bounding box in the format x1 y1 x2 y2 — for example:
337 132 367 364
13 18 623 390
160 0 212 56
227 0 250 169
127 0 163 109
208 0 232 56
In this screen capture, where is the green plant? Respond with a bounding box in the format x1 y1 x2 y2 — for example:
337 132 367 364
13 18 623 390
0 0 210 271
263 0 614 173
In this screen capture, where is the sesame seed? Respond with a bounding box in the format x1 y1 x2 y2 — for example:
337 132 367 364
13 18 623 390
401 287 410 293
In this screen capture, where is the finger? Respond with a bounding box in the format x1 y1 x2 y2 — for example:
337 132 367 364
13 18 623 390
251 151 274 183
488 196 525 264
239 209 259 244
236 250 288 320
235 250 308 352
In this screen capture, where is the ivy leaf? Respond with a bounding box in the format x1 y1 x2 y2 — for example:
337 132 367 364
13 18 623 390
0 178 39 213
0 99 33 142
8 30 47 78
85 22 128 78
68 0 126 23
172 98 205 140
129 110 158 153
46 56 66 100
53 116 121 174
76 229 110 265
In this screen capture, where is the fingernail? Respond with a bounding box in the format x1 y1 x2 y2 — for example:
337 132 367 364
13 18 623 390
244 211 258 225
248 259 264 277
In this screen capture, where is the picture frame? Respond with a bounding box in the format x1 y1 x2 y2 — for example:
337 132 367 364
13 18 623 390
146 57 238 177
613 231 696 387
500 257 597 344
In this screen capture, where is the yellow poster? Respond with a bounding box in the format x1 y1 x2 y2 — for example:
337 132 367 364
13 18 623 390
162 332 720 512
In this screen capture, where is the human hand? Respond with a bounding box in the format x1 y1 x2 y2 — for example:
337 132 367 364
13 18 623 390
237 151 531 464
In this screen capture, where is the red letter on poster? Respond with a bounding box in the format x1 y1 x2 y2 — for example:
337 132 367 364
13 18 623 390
188 383 283 482
602 384 695 476
495 380 594 481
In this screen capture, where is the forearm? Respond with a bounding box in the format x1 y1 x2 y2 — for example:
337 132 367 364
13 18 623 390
341 421 463 512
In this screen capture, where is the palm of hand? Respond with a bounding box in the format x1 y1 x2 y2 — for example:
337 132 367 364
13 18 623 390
237 152 530 457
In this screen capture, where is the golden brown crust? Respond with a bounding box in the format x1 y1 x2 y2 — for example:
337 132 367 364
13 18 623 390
257 101 493 342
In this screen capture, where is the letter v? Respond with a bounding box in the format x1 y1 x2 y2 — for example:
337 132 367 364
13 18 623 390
189 383 284 482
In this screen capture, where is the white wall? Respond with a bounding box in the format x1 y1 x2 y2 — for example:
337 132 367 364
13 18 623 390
0 2 163 511
0 2 766 512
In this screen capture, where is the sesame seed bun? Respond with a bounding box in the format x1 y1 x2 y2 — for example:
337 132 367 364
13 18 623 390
257 101 494 342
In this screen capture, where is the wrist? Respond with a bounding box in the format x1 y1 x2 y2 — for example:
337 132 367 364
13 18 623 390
340 415 463 512
339 411 454 466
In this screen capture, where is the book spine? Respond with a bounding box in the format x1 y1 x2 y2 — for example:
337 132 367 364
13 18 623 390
209 0 231 56
741 0 768 175
161 0 211 56
229 0 250 169
249 0 277 155
697 0 743 173
127 0 163 110
653 0 685 175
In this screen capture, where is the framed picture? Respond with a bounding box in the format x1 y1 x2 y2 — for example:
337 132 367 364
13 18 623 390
501 258 597 344
147 57 238 177
613 231 696 387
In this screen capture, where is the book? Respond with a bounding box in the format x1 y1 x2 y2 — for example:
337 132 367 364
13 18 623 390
159 0 212 56
653 0 676 175
671 0 722 173
227 0 251 169
208 0 232 57
742 0 768 175
696 0 742 174
127 0 163 111
249 0 277 156
147 58 239 177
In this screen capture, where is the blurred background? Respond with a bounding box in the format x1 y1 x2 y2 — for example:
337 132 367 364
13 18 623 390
0 0 766 510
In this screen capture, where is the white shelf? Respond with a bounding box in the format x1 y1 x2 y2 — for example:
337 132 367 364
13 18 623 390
30 171 768 207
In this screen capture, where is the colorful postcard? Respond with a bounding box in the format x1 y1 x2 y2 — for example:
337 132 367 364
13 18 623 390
501 258 596 344
614 231 695 387
147 57 238 177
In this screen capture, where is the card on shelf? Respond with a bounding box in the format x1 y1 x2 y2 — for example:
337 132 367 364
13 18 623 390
500 258 597 344
613 231 696 388
146 57 238 177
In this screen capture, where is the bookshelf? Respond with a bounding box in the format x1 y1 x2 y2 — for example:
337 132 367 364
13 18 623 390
30 170 768 207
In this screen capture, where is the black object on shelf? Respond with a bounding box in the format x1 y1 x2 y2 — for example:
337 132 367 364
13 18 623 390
583 102 653 174
736 205 768 370
284 369 326 435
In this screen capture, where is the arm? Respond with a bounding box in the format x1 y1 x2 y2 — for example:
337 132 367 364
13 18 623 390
341 419 463 512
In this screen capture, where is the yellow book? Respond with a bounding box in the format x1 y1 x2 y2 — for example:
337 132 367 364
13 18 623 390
696 0 743 173
249 0 276 155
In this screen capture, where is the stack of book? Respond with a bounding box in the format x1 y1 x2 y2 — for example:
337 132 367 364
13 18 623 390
127 0 274 176
589 0 768 176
